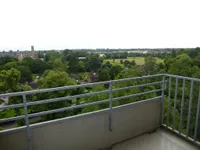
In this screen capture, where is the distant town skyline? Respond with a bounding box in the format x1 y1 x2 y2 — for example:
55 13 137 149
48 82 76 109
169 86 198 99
0 47 198 52
0 0 199 50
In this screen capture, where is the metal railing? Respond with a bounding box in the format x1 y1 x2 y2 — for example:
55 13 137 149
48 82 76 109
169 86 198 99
1 74 200 149
0 74 164 150
163 74 200 146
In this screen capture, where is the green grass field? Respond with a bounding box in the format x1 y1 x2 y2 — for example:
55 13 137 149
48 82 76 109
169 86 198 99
104 57 163 65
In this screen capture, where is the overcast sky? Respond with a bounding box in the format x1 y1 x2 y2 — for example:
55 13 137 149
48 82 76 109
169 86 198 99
0 0 199 50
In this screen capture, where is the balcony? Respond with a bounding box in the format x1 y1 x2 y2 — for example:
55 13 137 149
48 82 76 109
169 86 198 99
0 74 200 150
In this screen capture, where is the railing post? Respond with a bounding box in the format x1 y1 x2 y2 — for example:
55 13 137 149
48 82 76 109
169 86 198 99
186 80 194 138
160 75 166 125
109 81 113 132
194 85 200 141
166 76 171 127
179 79 185 134
173 78 178 130
23 94 32 150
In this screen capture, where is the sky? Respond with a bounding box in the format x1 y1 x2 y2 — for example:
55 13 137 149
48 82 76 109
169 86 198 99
0 0 199 50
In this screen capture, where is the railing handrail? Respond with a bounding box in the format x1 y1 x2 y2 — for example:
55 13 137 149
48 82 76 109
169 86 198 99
2 73 200 98
0 74 164 97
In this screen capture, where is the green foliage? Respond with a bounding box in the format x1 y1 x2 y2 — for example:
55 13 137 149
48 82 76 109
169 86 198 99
187 47 200 58
81 85 109 113
37 70 78 121
3 62 18 70
62 50 88 73
45 50 61 61
164 57 175 72
105 52 128 59
124 60 130 67
110 65 123 80
143 57 157 75
86 54 103 72
2 60 32 83
38 71 76 88
116 67 142 79
17 66 32 83
31 59 52 74
169 53 192 76
21 57 34 68
0 68 21 92
99 67 110 81
0 56 18 66
22 57 53 74
102 61 112 68
52 58 68 72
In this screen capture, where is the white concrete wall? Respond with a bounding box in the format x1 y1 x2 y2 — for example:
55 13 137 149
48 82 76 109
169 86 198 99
0 99 161 150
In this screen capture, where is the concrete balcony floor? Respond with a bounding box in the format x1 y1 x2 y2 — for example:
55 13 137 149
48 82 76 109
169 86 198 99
112 129 199 150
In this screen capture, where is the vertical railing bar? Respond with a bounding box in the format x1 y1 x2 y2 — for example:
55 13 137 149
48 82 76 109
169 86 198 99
194 84 200 141
186 80 194 138
167 77 172 127
179 79 185 134
173 78 178 130
109 81 113 132
23 94 32 150
160 75 166 125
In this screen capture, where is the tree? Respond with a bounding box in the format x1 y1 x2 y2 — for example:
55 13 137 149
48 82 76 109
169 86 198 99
38 71 76 88
0 56 18 66
62 50 85 73
116 67 142 79
0 68 21 93
164 57 175 72
2 60 32 83
62 50 77 62
193 55 200 67
187 47 200 58
22 57 52 74
102 61 112 69
77 61 86 72
31 59 52 74
110 65 123 80
45 50 62 62
130 60 136 66
52 58 68 72
143 57 156 75
86 55 103 72
123 60 130 67
169 53 192 76
8 85 33 126
17 66 32 83
37 71 78 121
21 57 34 69
3 62 18 70
81 85 109 113
98 67 110 81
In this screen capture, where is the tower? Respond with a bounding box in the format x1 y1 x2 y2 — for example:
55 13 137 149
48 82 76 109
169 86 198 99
31 45 34 51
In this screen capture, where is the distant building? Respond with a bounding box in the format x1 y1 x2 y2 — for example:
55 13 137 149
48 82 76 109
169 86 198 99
31 45 34 51
0 46 38 61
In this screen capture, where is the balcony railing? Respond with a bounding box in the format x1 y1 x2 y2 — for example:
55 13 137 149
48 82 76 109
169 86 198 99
0 74 200 150
163 74 200 145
